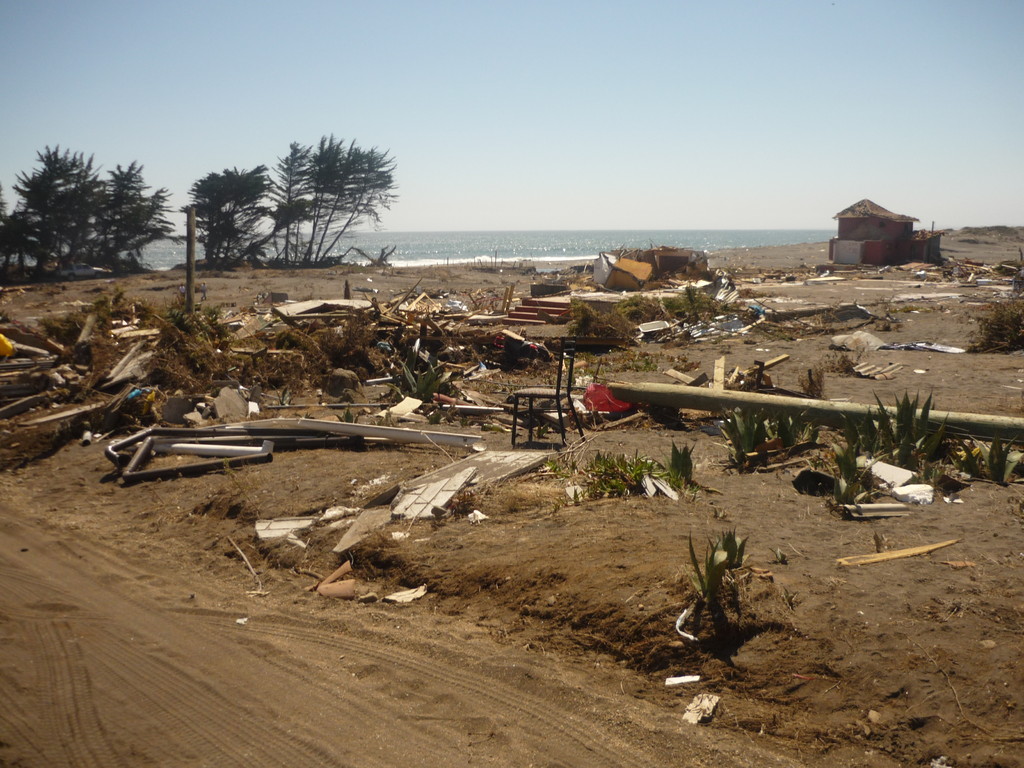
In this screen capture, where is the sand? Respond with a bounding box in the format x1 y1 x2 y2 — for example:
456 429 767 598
1 229 1023 767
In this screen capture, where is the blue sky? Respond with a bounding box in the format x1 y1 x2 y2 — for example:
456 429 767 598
1 0 1021 232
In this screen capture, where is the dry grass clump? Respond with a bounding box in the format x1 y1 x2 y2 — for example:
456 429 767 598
798 366 826 398
820 351 856 375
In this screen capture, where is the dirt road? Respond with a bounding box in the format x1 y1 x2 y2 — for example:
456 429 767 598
0 503 809 767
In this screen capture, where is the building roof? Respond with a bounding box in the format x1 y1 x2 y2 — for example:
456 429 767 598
833 199 918 222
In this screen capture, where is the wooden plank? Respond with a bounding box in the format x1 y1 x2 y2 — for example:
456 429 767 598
332 507 393 553
743 354 789 376
712 357 726 390
19 402 105 427
0 394 48 420
836 539 960 567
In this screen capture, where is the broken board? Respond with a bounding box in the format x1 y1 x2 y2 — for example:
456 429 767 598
391 467 478 520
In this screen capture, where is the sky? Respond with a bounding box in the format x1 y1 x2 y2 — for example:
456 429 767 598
1 0 1021 233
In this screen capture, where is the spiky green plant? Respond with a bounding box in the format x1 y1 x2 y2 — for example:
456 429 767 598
662 443 695 491
842 394 947 471
830 443 871 505
720 408 770 469
951 436 1022 483
395 349 452 400
772 412 819 448
688 529 747 604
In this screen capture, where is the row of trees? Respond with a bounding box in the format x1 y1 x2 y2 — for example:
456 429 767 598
0 135 398 279
190 135 397 267
0 147 175 278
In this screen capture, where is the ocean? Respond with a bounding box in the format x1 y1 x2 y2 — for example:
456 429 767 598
140 229 833 271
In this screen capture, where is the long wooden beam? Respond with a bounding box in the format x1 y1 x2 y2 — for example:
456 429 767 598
608 382 1024 442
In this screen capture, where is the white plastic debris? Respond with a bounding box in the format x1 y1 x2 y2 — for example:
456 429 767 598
321 505 361 521
383 585 427 603
391 531 409 541
674 605 699 643
665 675 701 686
870 460 914 488
235 618 248 626
467 510 488 523
892 484 934 505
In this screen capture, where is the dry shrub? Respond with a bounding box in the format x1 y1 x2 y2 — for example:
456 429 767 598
616 295 667 324
820 351 856 375
311 320 384 378
970 300 1024 352
567 300 633 338
798 365 826 398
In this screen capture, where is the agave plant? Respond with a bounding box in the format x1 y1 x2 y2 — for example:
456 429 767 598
719 408 769 469
843 394 948 471
951 435 1022 483
830 442 871 505
771 412 819 448
396 349 452 401
661 443 695 491
687 529 747 604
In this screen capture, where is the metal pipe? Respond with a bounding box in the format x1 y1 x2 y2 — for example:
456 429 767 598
152 441 273 458
227 417 485 450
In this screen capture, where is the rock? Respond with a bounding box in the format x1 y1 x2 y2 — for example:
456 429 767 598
831 330 885 353
325 368 361 399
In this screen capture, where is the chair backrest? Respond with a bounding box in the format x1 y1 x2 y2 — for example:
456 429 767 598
554 337 577 397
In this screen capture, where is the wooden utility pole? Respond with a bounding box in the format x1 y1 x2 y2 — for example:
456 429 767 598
185 207 196 314
608 381 1024 442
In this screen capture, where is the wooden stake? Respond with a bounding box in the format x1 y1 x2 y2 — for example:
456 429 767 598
185 206 196 314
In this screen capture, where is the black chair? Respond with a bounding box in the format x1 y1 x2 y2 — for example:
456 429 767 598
510 337 585 447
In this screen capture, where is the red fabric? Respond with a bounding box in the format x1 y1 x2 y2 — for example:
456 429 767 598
583 384 633 413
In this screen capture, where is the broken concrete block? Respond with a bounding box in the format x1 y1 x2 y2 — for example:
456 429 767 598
183 411 206 427
162 396 193 425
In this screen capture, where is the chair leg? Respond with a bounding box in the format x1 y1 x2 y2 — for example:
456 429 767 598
526 397 535 443
511 396 519 447
571 401 585 439
555 399 567 445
